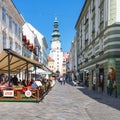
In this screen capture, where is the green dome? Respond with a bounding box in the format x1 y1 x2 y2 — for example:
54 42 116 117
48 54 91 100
51 17 61 40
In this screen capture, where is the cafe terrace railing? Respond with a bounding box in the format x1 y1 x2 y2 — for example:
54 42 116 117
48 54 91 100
0 80 53 102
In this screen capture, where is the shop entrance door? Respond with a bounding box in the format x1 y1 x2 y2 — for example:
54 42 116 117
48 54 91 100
99 68 104 91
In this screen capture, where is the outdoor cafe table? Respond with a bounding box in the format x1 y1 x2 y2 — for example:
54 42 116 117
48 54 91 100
13 87 23 100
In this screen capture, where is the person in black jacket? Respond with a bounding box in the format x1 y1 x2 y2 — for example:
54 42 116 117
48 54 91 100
12 75 18 86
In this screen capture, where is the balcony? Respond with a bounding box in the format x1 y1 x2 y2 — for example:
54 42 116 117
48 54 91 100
91 53 95 58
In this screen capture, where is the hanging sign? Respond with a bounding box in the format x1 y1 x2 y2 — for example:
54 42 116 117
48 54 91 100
25 89 32 97
3 90 14 97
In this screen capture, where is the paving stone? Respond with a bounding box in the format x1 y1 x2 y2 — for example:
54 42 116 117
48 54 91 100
0 82 119 120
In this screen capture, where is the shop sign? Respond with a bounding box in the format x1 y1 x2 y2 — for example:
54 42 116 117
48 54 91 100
108 58 116 81
25 90 32 97
3 90 14 97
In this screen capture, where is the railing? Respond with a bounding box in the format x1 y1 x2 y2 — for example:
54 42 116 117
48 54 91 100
0 81 52 102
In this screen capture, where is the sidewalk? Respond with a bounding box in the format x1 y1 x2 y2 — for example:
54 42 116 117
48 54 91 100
77 86 120 111
0 82 119 120
43 82 120 120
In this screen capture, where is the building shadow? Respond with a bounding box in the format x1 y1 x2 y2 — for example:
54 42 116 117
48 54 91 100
77 87 120 111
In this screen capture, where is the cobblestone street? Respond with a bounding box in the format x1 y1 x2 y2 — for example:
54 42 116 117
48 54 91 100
0 82 120 120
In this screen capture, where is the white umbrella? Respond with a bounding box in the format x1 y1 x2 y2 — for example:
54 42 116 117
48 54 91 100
32 68 51 74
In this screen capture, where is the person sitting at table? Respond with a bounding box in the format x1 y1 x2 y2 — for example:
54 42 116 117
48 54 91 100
29 79 34 86
0 80 10 92
21 79 27 87
31 80 37 88
12 75 18 86
21 80 28 93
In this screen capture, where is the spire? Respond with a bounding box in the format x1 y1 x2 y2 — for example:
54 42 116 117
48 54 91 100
51 17 60 41
55 16 57 21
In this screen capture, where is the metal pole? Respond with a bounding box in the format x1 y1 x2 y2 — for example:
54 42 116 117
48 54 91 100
8 52 11 87
35 66 36 80
26 63 29 86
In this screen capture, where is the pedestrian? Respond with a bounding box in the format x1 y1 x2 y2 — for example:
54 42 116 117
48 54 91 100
72 72 74 81
59 77 63 85
76 70 79 81
63 76 66 85
93 76 96 90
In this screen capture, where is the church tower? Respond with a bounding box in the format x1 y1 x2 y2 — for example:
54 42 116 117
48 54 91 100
49 17 63 75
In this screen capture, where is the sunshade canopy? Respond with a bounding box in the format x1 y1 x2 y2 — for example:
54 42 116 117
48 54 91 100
0 49 43 74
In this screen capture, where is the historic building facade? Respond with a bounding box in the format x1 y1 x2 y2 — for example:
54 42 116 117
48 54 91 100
47 56 54 72
22 22 48 79
63 52 69 75
49 17 63 75
0 0 24 54
75 0 120 97
0 0 48 80
22 22 48 65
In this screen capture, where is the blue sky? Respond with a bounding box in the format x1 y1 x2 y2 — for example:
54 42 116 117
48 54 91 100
13 0 85 53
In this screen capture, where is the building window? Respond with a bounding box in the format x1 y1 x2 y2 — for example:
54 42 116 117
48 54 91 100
84 12 88 25
99 0 104 32
85 30 88 39
15 23 18 35
18 27 21 37
93 0 95 7
19 45 21 54
100 8 104 23
2 7 6 22
100 0 104 6
3 34 6 49
99 38 104 52
9 38 13 50
92 20 95 31
92 0 95 11
15 43 19 52
92 20 95 39
9 16 12 29
91 44 95 57
35 46 39 56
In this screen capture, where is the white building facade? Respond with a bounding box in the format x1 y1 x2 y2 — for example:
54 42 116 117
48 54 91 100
0 0 24 54
22 22 48 65
75 0 120 97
